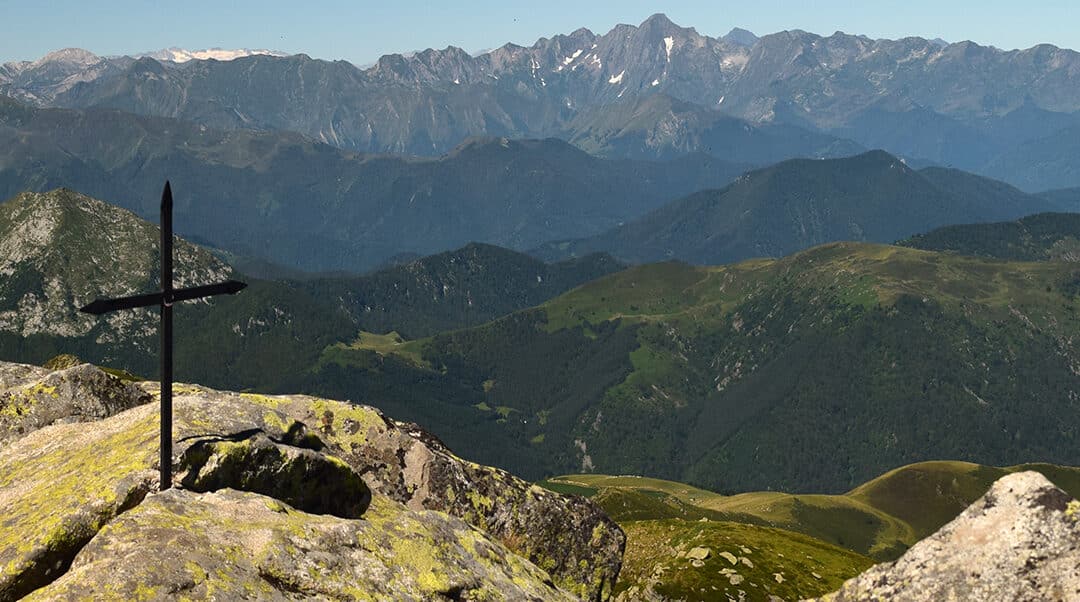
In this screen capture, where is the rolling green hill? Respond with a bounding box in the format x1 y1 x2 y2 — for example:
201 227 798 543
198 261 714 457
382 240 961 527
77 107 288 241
303 241 1080 495
899 212 1080 261
541 461 1080 601
534 150 1055 265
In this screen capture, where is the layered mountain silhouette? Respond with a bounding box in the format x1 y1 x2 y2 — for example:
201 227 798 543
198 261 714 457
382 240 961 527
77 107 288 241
0 96 743 272
536 151 1056 265
6 13 1080 189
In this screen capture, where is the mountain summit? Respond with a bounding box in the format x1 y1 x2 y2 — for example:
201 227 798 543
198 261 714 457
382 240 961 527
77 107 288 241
0 360 624 600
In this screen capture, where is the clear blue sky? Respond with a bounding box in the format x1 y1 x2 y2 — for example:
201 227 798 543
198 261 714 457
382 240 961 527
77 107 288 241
1 0 1077 64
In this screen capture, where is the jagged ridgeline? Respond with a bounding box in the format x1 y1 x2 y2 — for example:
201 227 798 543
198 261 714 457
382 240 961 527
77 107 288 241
311 241 1080 493
0 189 623 388
8 15 1080 190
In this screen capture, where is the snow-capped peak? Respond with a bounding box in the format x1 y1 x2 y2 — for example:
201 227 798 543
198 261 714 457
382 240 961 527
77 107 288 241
137 47 289 63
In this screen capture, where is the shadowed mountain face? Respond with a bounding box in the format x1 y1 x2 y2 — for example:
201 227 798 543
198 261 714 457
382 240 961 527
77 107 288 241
0 97 743 272
6 15 1080 189
900 212 1080 261
302 243 625 339
535 151 1057 265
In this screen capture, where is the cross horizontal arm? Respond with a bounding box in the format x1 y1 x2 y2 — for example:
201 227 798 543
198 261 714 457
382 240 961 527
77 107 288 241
170 279 247 303
79 280 247 315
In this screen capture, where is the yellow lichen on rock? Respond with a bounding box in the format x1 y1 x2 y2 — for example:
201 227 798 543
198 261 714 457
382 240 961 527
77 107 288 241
0 362 621 601
25 489 575 602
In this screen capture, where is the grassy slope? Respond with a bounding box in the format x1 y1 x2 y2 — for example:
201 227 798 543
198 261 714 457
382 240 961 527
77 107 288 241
543 461 1080 601
327 242 1080 495
546 461 1080 561
616 520 872 602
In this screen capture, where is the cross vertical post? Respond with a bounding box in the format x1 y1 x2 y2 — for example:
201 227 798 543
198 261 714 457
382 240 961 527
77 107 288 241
160 183 174 490
80 181 247 492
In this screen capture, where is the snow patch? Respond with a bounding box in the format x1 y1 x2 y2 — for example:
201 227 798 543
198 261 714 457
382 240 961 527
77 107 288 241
608 70 625 84
562 49 583 65
664 36 674 61
651 79 660 86
141 47 287 63
721 53 750 70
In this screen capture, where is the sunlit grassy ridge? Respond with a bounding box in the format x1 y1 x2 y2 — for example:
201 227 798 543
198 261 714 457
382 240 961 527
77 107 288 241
545 461 1080 561
543 461 1080 601
304 241 1080 493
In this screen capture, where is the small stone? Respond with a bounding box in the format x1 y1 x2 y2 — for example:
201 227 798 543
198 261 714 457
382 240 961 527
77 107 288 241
720 551 739 565
812 571 822 580
729 574 745 585
773 572 785 583
740 556 754 568
691 559 705 568
687 546 711 560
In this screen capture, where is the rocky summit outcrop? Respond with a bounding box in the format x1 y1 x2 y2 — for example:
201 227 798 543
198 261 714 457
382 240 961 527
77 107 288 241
0 360 624 601
811 471 1080 601
0 361 150 448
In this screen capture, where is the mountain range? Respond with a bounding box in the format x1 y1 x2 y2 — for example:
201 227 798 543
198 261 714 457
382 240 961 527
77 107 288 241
899 212 1080 261
0 95 745 272
5 14 1080 190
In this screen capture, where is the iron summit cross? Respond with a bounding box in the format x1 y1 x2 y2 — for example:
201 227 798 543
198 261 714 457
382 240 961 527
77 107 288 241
80 182 246 491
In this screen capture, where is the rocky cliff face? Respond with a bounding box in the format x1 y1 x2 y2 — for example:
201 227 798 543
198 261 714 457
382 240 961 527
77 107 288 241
0 360 624 600
812 471 1080 601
